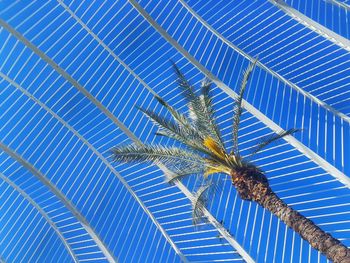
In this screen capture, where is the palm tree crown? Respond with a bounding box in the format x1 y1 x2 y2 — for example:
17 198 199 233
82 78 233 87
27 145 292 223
113 60 295 220
112 61 350 262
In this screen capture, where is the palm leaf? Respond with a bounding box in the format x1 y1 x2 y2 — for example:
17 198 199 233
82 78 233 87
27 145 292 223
203 136 226 160
191 183 212 225
171 61 197 101
152 96 212 153
191 180 221 225
232 58 258 156
137 106 205 152
172 63 225 149
167 165 205 185
199 79 225 149
155 95 192 129
204 166 227 178
137 106 179 134
112 144 204 166
251 128 300 155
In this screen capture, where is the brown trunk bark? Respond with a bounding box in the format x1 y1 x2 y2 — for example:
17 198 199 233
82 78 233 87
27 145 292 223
231 169 350 263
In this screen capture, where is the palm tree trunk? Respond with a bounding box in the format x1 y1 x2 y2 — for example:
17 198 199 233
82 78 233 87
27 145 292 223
231 169 350 263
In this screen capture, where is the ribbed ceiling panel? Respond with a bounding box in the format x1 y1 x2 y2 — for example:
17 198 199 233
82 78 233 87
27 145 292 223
1 0 349 262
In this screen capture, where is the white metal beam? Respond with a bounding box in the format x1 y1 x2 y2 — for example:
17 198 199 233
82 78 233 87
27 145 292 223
0 143 117 263
0 172 79 263
0 72 187 263
178 0 350 124
325 0 350 11
270 0 350 52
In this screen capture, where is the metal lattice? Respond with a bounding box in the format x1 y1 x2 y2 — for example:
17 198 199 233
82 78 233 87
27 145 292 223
1 0 349 262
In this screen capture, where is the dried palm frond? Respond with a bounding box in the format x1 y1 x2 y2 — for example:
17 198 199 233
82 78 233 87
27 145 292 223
204 166 227 178
203 136 226 160
225 154 243 169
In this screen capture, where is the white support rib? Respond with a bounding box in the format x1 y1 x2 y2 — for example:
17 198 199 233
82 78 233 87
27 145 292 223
270 0 350 51
325 0 350 11
0 143 117 263
128 0 350 190
55 0 158 98
177 0 350 124
0 18 139 143
0 173 79 263
0 73 187 263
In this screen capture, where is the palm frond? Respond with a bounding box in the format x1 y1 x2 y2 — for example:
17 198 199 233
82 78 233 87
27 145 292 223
251 128 300 155
137 106 179 134
232 58 258 155
200 78 211 97
172 63 224 148
191 183 212 225
171 61 197 101
204 166 227 178
199 79 225 148
225 154 243 170
155 95 191 129
138 106 205 152
112 144 204 166
166 165 205 185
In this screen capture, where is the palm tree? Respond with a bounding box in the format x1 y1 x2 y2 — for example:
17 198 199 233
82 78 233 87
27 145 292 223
112 61 350 263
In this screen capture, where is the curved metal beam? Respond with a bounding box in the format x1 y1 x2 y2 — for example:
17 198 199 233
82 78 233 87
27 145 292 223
0 72 186 263
0 18 139 143
56 0 158 98
0 172 79 263
174 0 350 125
1 67 188 263
0 143 117 263
128 0 350 188
177 0 350 124
270 0 350 51
325 0 350 11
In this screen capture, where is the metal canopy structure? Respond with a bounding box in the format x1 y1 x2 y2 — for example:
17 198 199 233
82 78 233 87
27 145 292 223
0 0 349 262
